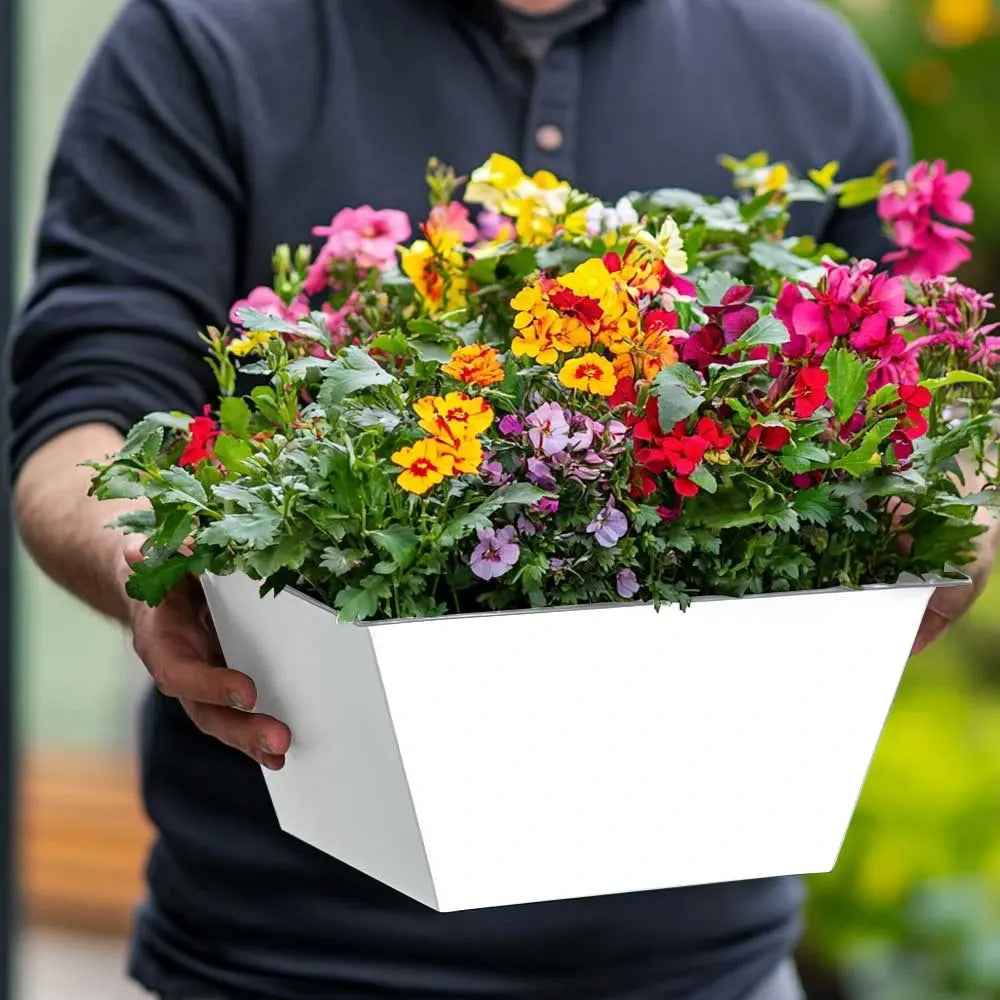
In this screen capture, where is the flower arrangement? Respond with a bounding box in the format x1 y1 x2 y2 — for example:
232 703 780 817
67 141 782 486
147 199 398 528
91 152 1000 621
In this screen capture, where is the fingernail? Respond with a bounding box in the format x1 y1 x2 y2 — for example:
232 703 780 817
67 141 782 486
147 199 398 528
259 736 275 755
228 691 248 711
199 606 213 631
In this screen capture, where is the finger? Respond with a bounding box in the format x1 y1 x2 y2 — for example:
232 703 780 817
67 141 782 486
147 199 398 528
142 646 257 710
180 701 291 765
911 610 950 656
124 536 146 566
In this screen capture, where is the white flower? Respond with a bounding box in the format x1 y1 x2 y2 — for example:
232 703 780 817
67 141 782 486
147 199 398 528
634 216 688 274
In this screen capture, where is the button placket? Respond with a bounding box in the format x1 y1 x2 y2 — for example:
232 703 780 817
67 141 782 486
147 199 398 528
521 43 582 179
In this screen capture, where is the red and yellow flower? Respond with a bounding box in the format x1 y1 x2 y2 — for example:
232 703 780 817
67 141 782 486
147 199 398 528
414 391 495 444
400 240 468 316
558 352 618 396
391 439 456 495
442 345 505 387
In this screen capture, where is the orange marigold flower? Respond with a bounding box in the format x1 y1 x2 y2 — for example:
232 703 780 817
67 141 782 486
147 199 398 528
558 352 618 396
442 345 505 386
413 391 495 445
391 438 456 495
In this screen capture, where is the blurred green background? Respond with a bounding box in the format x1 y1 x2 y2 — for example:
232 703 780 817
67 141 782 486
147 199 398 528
12 0 1000 997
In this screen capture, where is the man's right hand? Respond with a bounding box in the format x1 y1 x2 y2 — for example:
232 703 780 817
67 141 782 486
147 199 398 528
122 538 291 770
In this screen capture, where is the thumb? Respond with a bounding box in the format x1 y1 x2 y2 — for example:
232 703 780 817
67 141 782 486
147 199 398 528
123 535 147 566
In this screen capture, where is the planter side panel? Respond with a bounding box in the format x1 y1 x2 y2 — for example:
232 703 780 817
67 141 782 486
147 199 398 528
203 573 436 908
373 586 931 911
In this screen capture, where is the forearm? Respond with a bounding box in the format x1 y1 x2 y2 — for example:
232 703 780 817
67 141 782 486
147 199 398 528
14 423 140 623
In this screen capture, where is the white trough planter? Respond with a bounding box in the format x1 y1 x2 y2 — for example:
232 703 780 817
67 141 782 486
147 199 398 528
202 571 961 912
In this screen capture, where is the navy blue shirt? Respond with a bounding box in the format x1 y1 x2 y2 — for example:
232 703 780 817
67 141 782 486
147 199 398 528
8 1 908 997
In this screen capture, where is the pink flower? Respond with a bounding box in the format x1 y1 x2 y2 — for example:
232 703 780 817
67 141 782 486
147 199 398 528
229 286 309 327
879 161 974 280
477 211 516 242
426 202 477 247
306 206 411 292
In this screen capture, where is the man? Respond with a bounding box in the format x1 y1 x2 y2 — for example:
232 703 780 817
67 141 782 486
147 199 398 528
7 1 993 997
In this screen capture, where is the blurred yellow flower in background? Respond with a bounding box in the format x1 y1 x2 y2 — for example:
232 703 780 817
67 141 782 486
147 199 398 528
925 0 994 47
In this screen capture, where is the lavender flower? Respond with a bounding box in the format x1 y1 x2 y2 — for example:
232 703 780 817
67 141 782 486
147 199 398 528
526 458 557 490
526 402 571 456
469 525 520 581
587 498 628 548
498 414 524 436
616 568 639 599
549 558 567 572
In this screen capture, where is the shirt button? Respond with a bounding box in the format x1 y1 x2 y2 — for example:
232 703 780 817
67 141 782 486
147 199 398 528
535 124 564 153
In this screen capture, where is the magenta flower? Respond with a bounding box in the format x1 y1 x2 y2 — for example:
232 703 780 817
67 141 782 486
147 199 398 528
469 525 520 580
587 498 628 548
616 568 639 599
230 286 309 327
536 498 559 515
477 211 516 242
498 414 524 436
526 458 557 490
879 161 974 280
526 402 571 456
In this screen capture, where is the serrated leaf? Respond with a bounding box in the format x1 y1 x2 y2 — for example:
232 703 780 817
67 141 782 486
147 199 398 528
115 510 157 534
792 489 839 525
652 364 705 429
834 418 896 476
320 547 360 575
868 383 899 410
722 316 789 354
214 483 262 510
233 306 302 336
634 505 662 530
286 356 336 378
155 467 208 508
118 420 166 462
198 510 282 548
823 348 872 423
370 331 411 355
411 340 453 363
125 549 209 607
349 406 401 432
369 526 419 572
706 358 768 394
440 483 548 546
94 471 147 501
335 580 389 622
317 346 395 411
767 508 800 532
246 536 309 579
212 434 253 472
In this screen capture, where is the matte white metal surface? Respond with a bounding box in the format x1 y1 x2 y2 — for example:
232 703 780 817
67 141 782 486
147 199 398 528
203 572 944 911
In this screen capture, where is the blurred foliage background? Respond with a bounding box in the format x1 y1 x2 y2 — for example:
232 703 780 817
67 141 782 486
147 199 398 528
807 4 1000 996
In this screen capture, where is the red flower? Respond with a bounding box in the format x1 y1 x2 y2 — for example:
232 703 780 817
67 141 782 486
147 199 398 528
791 471 823 489
703 285 759 343
603 251 623 272
748 423 791 451
695 416 733 451
896 383 932 440
549 287 604 326
179 405 219 467
792 367 829 418
674 476 700 498
681 322 727 371
644 308 680 334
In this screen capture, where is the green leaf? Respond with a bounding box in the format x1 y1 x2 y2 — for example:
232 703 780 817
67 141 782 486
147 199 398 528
766 508 800 532
286 356 336 379
349 406 401 432
125 551 206 607
233 306 302 336
837 176 884 209
411 340 453 363
115 510 157 534
156 467 208 508
779 442 831 474
689 468 718 494
749 240 814 277
792 489 839 526
706 358 768 393
868 382 900 411
317 346 395 411
219 396 251 438
634 505 662 530
149 507 194 554
652 364 705 428
698 271 739 307
212 434 253 472
198 510 282 549
213 483 262 510
246 537 309 579
642 188 708 212
370 331 411 356
335 579 390 622
722 316 789 354
440 483 548 546
921 370 993 392
320 547 359 576
834 418 896 476
369 526 419 572
823 348 872 423
117 419 166 463
94 471 147 501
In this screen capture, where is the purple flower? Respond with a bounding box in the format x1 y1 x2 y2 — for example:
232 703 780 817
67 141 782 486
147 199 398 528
616 568 639 599
498 414 524 436
480 459 508 486
587 498 628 548
469 525 520 581
536 498 559 515
526 458 557 490
516 514 537 537
526 402 571 457
549 558 567 572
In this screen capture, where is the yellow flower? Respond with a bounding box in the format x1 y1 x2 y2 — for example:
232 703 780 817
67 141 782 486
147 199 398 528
757 162 790 196
400 240 468 316
633 217 689 275
442 345 505 387
440 436 485 476
413 391 494 445
926 0 993 47
465 154 527 214
391 438 456 495
228 328 278 357
511 310 563 366
558 257 617 301
611 329 679 381
558 352 618 396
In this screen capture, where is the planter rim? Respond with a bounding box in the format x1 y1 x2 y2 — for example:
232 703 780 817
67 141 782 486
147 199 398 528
207 567 969 629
